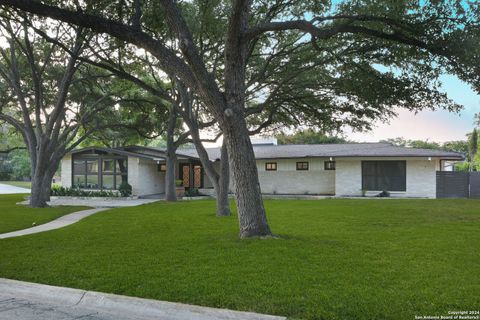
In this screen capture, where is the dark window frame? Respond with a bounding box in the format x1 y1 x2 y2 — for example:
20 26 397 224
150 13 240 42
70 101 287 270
296 161 309 171
72 154 128 190
361 160 407 192
324 161 336 170
265 162 277 171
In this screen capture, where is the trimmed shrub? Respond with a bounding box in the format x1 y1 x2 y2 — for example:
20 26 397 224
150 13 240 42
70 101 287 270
51 185 120 197
184 188 199 197
118 182 132 197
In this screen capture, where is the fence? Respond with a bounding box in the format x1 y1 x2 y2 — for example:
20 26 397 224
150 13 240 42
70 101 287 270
436 171 480 198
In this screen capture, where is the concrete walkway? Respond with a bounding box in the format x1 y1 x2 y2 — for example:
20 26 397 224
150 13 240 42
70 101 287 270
0 278 285 320
0 183 30 194
18 198 161 208
0 208 108 239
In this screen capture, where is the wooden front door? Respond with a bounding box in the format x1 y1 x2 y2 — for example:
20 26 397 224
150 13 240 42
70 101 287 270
180 163 203 188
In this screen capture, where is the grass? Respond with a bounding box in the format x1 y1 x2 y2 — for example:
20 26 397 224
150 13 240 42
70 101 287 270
0 194 88 234
0 198 478 319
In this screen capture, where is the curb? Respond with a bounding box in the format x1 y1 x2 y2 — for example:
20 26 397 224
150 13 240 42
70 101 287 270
0 278 286 320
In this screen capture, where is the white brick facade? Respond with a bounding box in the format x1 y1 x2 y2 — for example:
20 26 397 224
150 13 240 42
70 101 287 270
128 157 165 196
335 157 439 198
60 154 72 188
61 152 442 198
256 158 335 194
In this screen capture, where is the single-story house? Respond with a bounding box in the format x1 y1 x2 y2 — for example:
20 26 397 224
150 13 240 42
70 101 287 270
60 143 464 198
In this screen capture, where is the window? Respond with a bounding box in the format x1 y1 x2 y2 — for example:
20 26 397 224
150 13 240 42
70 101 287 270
72 159 99 189
86 160 98 174
296 161 309 171
362 161 406 191
158 163 167 172
102 175 114 189
73 174 85 188
324 161 336 170
265 162 277 171
72 156 127 190
103 159 115 173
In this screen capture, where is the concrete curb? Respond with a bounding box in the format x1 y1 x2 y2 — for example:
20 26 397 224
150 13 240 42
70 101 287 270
0 208 109 239
0 278 286 320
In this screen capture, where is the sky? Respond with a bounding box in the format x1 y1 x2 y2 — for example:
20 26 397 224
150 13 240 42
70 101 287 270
345 75 479 143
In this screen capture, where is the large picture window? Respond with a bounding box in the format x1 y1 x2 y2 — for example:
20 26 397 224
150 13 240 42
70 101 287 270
72 156 127 190
362 161 406 191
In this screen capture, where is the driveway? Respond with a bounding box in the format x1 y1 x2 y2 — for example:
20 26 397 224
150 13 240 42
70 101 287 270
0 183 30 194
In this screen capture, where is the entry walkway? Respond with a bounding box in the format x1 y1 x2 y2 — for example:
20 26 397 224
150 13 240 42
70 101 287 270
0 208 108 239
18 197 161 208
0 183 30 194
0 278 285 320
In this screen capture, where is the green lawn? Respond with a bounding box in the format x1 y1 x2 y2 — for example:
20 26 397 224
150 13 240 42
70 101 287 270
0 194 88 233
0 199 478 319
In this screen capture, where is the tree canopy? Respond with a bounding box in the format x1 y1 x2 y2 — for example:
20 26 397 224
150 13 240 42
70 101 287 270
1 0 479 236
276 129 349 145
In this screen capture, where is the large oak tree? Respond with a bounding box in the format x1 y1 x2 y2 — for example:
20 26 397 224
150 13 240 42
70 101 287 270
1 0 478 236
0 15 138 207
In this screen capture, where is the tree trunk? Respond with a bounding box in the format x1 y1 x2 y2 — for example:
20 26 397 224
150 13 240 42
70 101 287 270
216 141 231 216
220 1 271 236
165 146 177 201
222 112 271 237
29 165 55 208
187 121 231 216
164 109 178 201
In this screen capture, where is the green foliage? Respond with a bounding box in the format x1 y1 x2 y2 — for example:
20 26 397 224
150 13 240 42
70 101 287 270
454 162 470 172
184 188 199 197
0 126 30 180
0 150 31 181
0 161 12 180
175 179 183 187
0 199 479 319
384 137 469 153
277 129 349 145
51 186 120 198
8 150 31 180
381 136 479 171
118 182 132 197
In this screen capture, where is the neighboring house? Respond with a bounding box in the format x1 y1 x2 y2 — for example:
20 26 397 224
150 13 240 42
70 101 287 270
60 143 464 198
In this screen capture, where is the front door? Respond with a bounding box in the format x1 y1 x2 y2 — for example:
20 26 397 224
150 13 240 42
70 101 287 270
180 163 203 188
